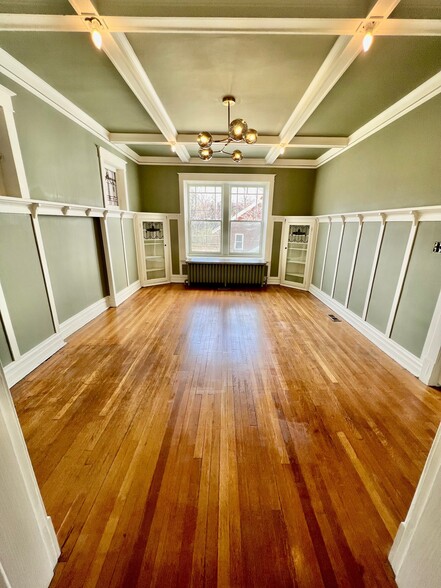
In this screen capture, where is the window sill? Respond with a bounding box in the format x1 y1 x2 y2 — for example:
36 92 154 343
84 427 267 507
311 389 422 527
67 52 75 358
186 257 267 265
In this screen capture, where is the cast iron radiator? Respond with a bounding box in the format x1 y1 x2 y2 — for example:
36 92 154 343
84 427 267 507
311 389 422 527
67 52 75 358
185 261 267 288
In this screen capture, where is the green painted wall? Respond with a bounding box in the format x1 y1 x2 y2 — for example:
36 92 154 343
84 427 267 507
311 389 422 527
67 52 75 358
322 222 342 295
123 218 138 284
0 315 12 366
0 73 142 211
348 222 380 317
366 222 411 333
39 216 108 323
333 222 358 305
107 218 128 293
0 214 55 353
138 166 315 216
312 95 441 214
311 222 329 287
169 219 180 275
391 222 441 357
270 222 283 278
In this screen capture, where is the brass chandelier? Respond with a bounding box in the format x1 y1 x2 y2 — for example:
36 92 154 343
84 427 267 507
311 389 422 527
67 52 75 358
197 96 258 163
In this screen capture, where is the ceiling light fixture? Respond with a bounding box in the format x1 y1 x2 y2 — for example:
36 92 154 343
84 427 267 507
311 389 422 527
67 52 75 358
85 17 103 50
196 96 258 163
362 22 375 52
280 145 286 155
170 143 176 153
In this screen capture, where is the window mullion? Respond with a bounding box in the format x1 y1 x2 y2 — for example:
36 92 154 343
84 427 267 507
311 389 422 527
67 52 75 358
222 185 229 256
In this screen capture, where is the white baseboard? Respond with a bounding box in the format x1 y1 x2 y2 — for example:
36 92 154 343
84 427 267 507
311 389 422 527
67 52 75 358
267 277 281 285
59 297 109 339
309 285 422 377
114 280 141 306
171 275 186 284
4 332 65 388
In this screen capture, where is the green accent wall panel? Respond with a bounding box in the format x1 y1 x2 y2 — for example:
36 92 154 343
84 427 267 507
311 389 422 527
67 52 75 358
348 222 381 317
391 222 441 358
322 221 342 295
0 315 12 367
0 214 54 354
312 95 441 214
366 222 411 333
169 219 180 276
270 222 283 278
138 166 315 216
39 216 108 323
333 222 359 305
123 218 138 285
311 222 329 287
107 218 128 294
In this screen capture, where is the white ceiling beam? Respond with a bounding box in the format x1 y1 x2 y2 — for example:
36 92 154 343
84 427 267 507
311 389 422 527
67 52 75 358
110 133 348 148
0 14 440 36
265 0 402 164
136 156 317 169
68 0 190 163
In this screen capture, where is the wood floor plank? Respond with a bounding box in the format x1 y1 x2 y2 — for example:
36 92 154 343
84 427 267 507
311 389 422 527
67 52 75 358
11 285 441 587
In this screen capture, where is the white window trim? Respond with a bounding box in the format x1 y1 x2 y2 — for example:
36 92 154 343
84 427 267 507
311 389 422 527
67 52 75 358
178 173 275 262
98 146 129 210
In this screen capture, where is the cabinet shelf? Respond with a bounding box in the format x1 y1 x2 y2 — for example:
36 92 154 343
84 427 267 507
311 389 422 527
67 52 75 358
287 259 306 265
145 255 164 260
144 238 164 243
286 272 305 278
146 267 165 273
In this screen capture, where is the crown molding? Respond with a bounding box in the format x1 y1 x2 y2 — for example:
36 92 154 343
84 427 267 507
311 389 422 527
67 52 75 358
136 156 317 168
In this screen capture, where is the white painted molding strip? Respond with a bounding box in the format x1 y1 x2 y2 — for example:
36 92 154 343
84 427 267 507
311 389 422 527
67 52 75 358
59 297 109 340
4 333 65 388
114 280 141 306
309 284 423 377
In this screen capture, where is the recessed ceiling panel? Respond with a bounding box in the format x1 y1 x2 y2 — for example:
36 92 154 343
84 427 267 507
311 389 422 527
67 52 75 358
0 1 74 13
279 148 328 159
0 32 160 133
95 0 371 18
391 0 441 19
299 36 441 137
127 33 337 135
128 145 177 157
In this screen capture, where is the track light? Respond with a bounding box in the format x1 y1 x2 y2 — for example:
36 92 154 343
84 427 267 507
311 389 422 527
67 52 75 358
171 143 176 153
280 145 286 155
362 23 374 52
85 17 103 50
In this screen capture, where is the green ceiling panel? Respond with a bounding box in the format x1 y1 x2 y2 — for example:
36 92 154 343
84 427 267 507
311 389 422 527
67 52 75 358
0 1 74 13
129 145 178 157
280 148 328 159
95 0 372 18
127 33 337 135
0 32 159 133
299 36 441 137
391 0 441 19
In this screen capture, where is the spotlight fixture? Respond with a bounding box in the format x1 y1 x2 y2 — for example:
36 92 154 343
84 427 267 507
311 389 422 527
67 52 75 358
362 22 375 52
280 145 286 155
196 96 258 163
85 17 103 50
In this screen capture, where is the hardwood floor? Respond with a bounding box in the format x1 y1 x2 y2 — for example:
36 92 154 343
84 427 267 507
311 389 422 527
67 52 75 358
12 285 441 587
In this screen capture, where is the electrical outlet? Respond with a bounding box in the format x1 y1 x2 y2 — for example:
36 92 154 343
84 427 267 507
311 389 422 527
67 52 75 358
433 242 441 253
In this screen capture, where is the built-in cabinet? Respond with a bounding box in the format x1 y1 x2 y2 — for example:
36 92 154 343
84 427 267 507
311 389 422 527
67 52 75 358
280 217 317 290
136 214 171 286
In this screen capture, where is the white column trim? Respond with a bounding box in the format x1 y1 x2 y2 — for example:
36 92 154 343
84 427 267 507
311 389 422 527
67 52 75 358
319 219 332 290
362 214 386 320
119 212 130 288
100 213 118 307
385 213 419 338
0 279 20 360
29 204 60 333
344 215 363 308
420 288 441 386
331 217 345 298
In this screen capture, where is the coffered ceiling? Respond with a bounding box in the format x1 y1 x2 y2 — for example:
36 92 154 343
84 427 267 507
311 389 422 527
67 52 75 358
0 0 440 167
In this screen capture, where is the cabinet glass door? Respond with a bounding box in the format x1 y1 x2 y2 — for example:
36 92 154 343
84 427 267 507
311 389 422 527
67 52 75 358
284 224 310 285
143 221 166 281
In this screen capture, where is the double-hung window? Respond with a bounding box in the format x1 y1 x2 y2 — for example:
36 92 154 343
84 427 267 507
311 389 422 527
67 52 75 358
181 174 274 260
